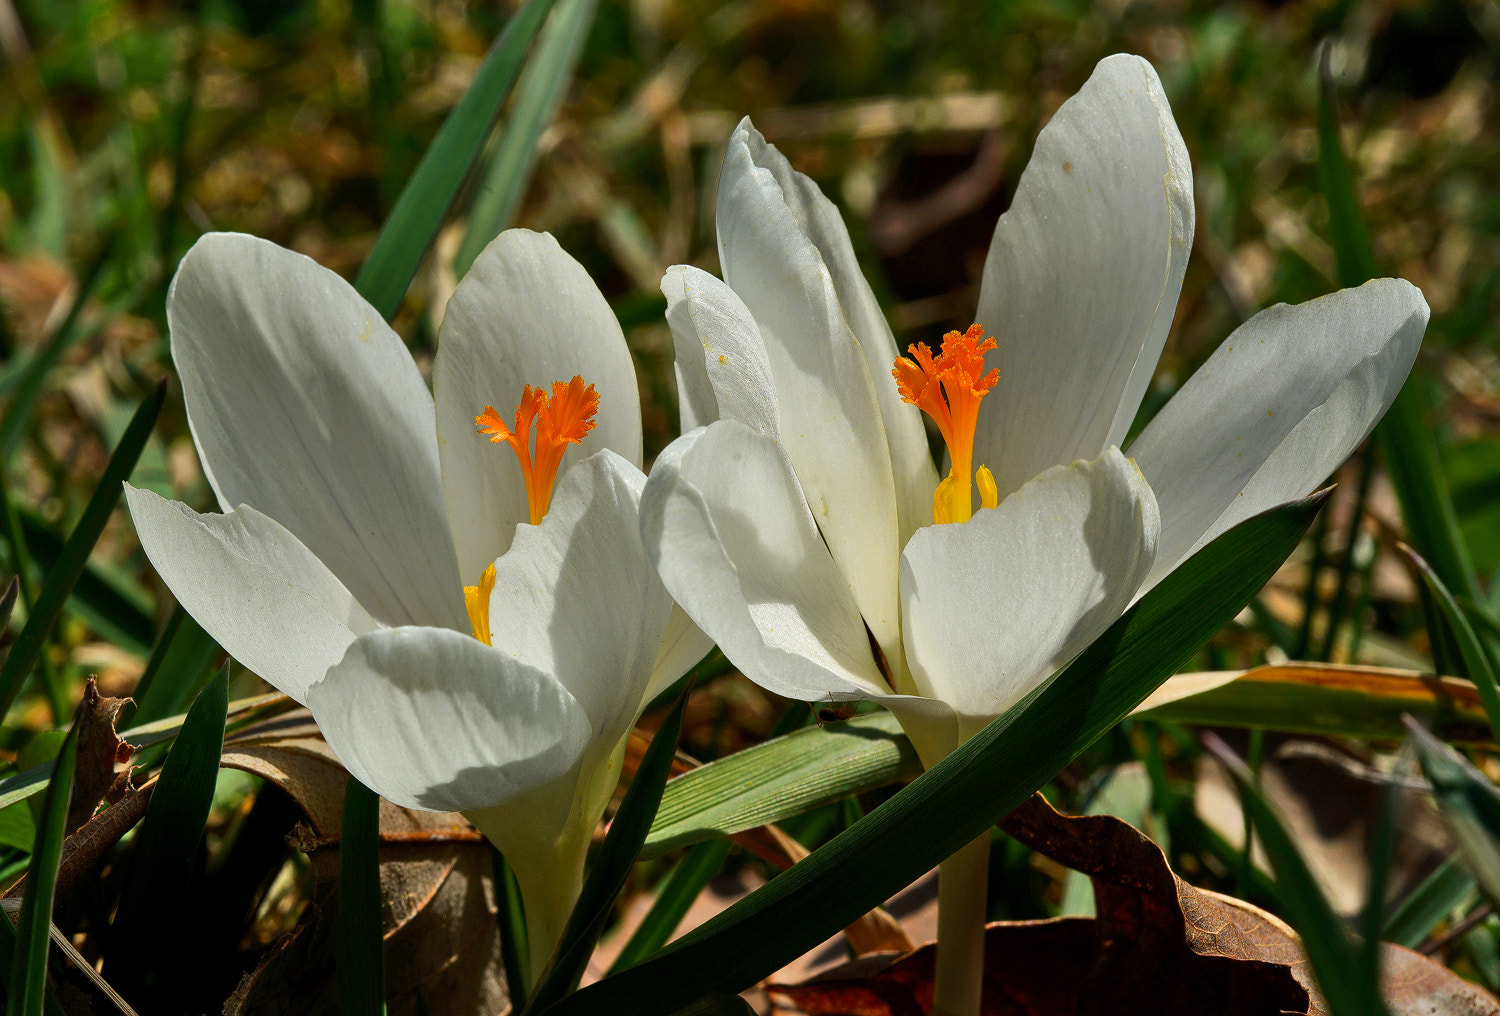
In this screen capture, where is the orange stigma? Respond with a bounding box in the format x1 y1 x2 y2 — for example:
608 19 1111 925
475 375 600 526
894 324 1000 525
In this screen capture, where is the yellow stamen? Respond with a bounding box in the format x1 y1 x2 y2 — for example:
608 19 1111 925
464 561 496 646
893 324 999 525
475 375 600 526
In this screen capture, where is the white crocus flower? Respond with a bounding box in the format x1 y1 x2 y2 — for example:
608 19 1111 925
126 229 710 982
640 54 1427 1016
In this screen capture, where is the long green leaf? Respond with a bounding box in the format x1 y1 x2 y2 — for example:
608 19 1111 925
353 0 558 317
337 778 386 1016
16 509 154 655
1316 47 1478 601
542 493 1326 1016
1402 545 1500 738
609 838 733 974
493 849 531 1011
1204 731 1388 1016
1382 855 1477 949
6 726 75 1016
453 0 598 276
110 664 228 987
128 608 220 727
0 380 167 720
644 712 918 859
1406 717 1500 909
524 688 691 1015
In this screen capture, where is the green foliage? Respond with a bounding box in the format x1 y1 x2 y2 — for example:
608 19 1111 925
337 779 387 1016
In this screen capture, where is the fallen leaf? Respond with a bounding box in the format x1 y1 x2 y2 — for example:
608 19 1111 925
67 677 134 835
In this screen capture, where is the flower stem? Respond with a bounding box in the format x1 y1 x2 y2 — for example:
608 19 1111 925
930 831 991 1016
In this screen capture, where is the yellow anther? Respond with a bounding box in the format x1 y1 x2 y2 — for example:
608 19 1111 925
976 464 998 511
464 562 496 646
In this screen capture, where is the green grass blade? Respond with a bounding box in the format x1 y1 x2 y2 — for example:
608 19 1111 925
1381 855 1477 949
5 726 75 1016
16 509 154 655
493 849 532 1010
109 664 228 989
1203 731 1388 1016
1316 47 1479 602
453 0 598 277
644 712 919 859
540 493 1325 1016
663 995 757 1016
1402 545 1500 738
128 608 220 728
1406 717 1500 909
353 0 558 318
524 688 691 1015
0 379 167 721
609 837 733 975
337 778 386 1016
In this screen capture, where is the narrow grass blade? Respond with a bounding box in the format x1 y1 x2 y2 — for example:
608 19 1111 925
644 712 919 859
541 493 1326 1016
337 778 386 1016
128 608 220 727
110 664 228 987
494 849 531 1010
1203 731 1388 1016
6 726 75 1016
663 995 756 1016
1316 47 1479 602
353 0 558 317
1406 717 1500 909
453 0 598 276
16 509 154 655
0 577 15 630
525 688 691 1014
1400 544 1500 738
0 379 167 721
609 837 733 974
1382 855 1477 949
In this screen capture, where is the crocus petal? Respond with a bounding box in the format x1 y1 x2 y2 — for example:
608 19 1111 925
124 485 378 705
716 120 904 667
662 265 780 440
972 54 1193 503
641 421 893 704
307 626 593 814
900 448 1159 727
1129 278 1428 588
169 233 463 631
728 124 938 544
434 229 644 581
483 450 700 753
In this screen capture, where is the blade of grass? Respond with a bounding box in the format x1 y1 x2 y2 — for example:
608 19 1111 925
1399 544 1500 739
127 607 220 727
1316 45 1478 602
353 0 558 317
524 687 691 1015
1204 731 1388 1016
1406 717 1500 909
1382 855 1477 949
494 848 532 1011
337 778 386 1016
542 493 1326 1016
644 711 919 859
109 664 228 990
453 0 598 277
17 509 154 655
0 380 167 721
5 725 75 1016
608 837 733 974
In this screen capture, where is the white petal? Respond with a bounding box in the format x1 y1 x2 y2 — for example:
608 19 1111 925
716 120 903 662
662 265 780 440
307 626 593 813
647 602 715 705
972 54 1193 502
1129 278 1428 588
727 128 938 543
640 422 892 703
169 233 462 630
900 448 1159 727
125 484 378 705
434 229 643 583
484 450 686 748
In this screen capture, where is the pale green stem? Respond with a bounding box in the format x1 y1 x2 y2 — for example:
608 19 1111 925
930 829 991 1016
